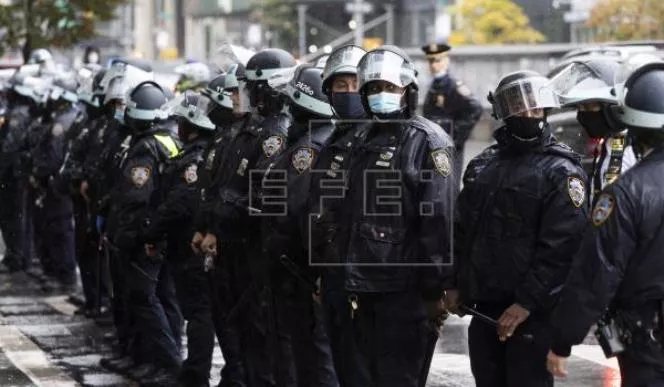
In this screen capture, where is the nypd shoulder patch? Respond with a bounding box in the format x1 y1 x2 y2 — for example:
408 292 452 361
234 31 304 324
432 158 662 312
292 147 314 174
431 149 451 177
130 166 151 188
592 193 615 226
567 176 586 208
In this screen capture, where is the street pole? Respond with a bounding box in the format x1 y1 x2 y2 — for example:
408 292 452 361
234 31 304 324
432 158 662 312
298 4 307 58
353 0 364 46
385 4 394 45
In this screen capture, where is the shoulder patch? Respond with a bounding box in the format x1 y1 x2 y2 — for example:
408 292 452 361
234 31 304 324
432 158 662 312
431 149 451 177
131 166 151 188
183 164 198 184
52 123 65 137
592 193 615 226
567 176 586 208
292 147 315 173
262 135 283 158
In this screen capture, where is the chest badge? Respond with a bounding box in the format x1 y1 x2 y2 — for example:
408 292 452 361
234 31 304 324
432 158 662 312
205 149 216 171
131 166 151 188
431 149 451 177
184 164 198 184
380 151 394 161
236 158 249 176
292 147 314 174
592 193 615 226
262 135 283 158
436 94 445 107
567 177 586 208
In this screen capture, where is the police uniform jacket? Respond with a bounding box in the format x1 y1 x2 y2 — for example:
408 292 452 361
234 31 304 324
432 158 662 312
210 112 290 240
550 145 664 359
336 116 455 299
454 126 588 313
422 73 483 149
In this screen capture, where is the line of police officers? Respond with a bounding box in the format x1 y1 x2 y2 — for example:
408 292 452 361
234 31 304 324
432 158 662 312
1 43 663 387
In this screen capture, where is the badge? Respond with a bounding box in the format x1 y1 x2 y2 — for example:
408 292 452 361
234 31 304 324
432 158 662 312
376 160 391 168
292 147 314 173
436 94 445 107
457 81 471 97
431 149 451 177
262 136 283 158
131 166 151 188
567 177 586 208
52 123 65 137
592 193 615 226
380 151 394 161
183 164 198 184
205 150 216 170
236 158 249 176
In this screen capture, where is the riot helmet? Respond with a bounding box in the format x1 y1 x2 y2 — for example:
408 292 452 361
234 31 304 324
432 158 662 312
170 90 216 141
613 61 664 151
245 48 297 116
489 70 558 139
549 58 624 137
204 63 246 111
357 45 419 119
48 76 79 111
174 62 212 93
283 64 332 123
124 81 169 132
322 45 366 119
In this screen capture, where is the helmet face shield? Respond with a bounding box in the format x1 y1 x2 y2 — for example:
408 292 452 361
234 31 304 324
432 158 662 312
614 54 664 103
172 91 216 130
492 77 558 120
357 49 417 91
267 66 297 96
549 62 616 106
323 45 365 92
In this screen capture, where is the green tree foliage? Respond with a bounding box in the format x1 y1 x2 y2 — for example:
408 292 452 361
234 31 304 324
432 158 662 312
250 0 297 53
588 0 664 41
448 0 546 45
0 0 126 61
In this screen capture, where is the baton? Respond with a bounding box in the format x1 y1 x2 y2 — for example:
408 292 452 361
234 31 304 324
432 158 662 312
460 304 534 341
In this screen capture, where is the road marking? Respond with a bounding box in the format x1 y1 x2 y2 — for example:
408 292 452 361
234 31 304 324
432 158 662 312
571 344 620 370
0 326 80 386
43 296 77 316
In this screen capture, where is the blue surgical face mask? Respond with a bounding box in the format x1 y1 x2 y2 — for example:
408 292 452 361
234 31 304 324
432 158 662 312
367 92 402 115
114 107 125 125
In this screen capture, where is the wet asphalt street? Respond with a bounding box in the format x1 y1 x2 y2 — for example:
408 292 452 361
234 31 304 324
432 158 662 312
0 140 621 386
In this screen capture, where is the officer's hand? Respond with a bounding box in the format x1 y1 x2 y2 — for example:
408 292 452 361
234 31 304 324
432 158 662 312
80 180 90 201
191 231 205 255
497 303 530 341
144 244 158 257
443 289 464 316
546 350 568 378
201 233 218 256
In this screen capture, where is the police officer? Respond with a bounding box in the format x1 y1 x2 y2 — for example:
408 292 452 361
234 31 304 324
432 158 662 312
421 42 483 190
545 60 664 387
0 73 38 272
257 63 337 386
107 80 183 385
59 65 110 315
325 45 455 387
142 91 216 387
174 62 212 94
199 48 295 387
549 58 637 204
306 44 367 385
29 77 81 293
192 64 252 387
444 70 588 387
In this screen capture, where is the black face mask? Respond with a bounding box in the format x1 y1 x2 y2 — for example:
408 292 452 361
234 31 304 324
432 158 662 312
331 92 365 120
504 116 545 139
207 106 234 127
576 110 616 138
